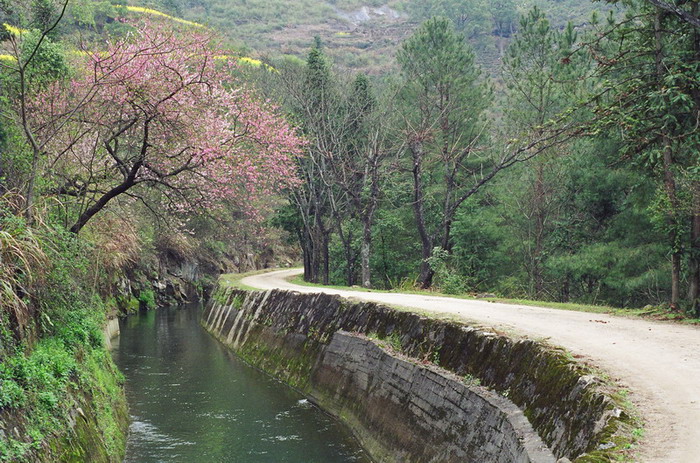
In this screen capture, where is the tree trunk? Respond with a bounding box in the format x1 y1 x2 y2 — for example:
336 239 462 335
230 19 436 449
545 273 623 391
532 162 546 298
322 229 330 285
70 180 134 233
344 238 355 286
440 216 454 254
337 224 355 286
689 2 700 316
310 225 322 283
69 160 142 233
410 139 434 288
561 273 570 303
361 220 372 288
654 10 681 309
302 229 314 282
20 64 42 223
24 146 41 222
418 245 434 288
688 187 700 315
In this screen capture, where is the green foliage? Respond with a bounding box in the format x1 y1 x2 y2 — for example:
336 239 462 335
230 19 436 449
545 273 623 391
398 17 486 112
426 247 467 295
231 294 244 310
138 289 157 310
368 330 402 352
462 373 481 387
20 30 70 85
405 0 492 38
371 200 421 289
0 220 126 461
0 376 25 408
64 0 124 31
30 0 55 31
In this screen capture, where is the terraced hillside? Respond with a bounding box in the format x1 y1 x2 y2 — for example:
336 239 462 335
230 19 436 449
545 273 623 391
128 0 611 73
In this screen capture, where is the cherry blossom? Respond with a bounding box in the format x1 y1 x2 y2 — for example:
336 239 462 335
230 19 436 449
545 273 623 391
32 22 303 232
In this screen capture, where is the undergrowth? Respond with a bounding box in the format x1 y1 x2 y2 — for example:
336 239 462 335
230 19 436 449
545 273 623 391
0 216 127 462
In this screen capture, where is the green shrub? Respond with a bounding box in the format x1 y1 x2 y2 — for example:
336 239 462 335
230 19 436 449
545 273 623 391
0 220 126 462
427 247 467 295
0 378 26 408
138 289 157 310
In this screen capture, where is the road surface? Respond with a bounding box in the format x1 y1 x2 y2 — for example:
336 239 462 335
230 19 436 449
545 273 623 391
242 268 700 462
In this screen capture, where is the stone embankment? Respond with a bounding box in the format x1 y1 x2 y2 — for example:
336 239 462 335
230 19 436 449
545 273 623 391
203 286 630 463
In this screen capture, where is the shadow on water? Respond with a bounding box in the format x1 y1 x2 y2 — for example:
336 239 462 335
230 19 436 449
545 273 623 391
111 304 370 463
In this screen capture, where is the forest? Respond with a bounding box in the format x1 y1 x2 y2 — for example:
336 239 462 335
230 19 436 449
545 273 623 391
1 0 699 335
259 0 699 314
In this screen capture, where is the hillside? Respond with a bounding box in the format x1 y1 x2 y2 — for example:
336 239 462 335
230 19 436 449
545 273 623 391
127 0 612 73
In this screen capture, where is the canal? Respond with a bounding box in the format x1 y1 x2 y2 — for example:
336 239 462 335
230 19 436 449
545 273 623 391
111 304 370 462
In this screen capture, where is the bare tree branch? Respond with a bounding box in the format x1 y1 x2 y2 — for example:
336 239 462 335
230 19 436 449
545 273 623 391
644 0 700 28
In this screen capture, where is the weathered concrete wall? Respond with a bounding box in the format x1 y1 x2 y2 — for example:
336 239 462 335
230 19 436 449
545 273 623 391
315 331 555 463
203 287 627 463
104 317 120 350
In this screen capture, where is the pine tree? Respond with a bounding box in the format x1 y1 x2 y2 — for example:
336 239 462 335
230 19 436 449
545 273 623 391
593 1 700 312
397 17 490 287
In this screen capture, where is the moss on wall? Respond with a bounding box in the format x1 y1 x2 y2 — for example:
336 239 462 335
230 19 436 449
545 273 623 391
204 285 637 462
0 306 129 462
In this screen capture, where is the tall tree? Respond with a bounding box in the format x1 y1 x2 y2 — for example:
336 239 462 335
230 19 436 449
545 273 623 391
501 8 584 297
0 0 69 219
593 1 700 311
328 74 391 288
275 41 393 287
397 17 490 287
275 40 337 284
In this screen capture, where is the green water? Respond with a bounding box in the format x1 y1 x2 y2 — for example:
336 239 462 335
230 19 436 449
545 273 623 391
111 304 370 463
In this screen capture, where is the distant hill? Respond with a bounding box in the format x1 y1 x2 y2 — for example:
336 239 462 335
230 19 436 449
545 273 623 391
126 0 612 74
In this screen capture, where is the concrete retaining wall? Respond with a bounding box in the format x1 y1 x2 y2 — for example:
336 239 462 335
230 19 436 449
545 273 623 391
203 286 627 462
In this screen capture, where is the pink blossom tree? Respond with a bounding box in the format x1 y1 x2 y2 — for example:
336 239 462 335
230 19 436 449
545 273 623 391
32 23 302 233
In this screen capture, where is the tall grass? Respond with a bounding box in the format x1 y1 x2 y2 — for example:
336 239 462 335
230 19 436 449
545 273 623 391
0 194 48 337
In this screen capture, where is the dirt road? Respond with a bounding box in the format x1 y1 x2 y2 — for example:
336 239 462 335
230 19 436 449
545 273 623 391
242 268 700 462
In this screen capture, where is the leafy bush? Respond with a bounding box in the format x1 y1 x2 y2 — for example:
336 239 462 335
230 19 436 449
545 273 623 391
138 289 157 310
0 377 26 408
426 247 467 295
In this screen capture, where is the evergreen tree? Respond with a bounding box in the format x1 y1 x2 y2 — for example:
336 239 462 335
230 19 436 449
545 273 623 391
593 0 700 312
397 17 490 287
500 8 582 298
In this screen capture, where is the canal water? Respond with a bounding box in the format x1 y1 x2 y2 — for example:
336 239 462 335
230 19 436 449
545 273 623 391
111 304 370 463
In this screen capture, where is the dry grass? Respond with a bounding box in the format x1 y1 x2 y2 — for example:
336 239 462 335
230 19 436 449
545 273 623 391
0 194 48 336
83 213 142 276
154 229 197 261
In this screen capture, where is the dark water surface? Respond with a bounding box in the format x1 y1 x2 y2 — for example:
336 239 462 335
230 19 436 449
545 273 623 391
111 304 370 463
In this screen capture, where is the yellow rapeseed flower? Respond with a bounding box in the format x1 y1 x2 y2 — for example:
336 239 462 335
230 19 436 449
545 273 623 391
213 55 276 72
0 54 17 63
237 57 263 68
124 6 206 29
68 49 108 56
3 23 28 36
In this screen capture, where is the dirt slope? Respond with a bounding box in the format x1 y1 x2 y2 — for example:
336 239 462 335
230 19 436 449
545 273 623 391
242 268 700 463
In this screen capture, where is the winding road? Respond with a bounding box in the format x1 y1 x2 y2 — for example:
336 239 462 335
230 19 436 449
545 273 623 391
242 268 700 462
